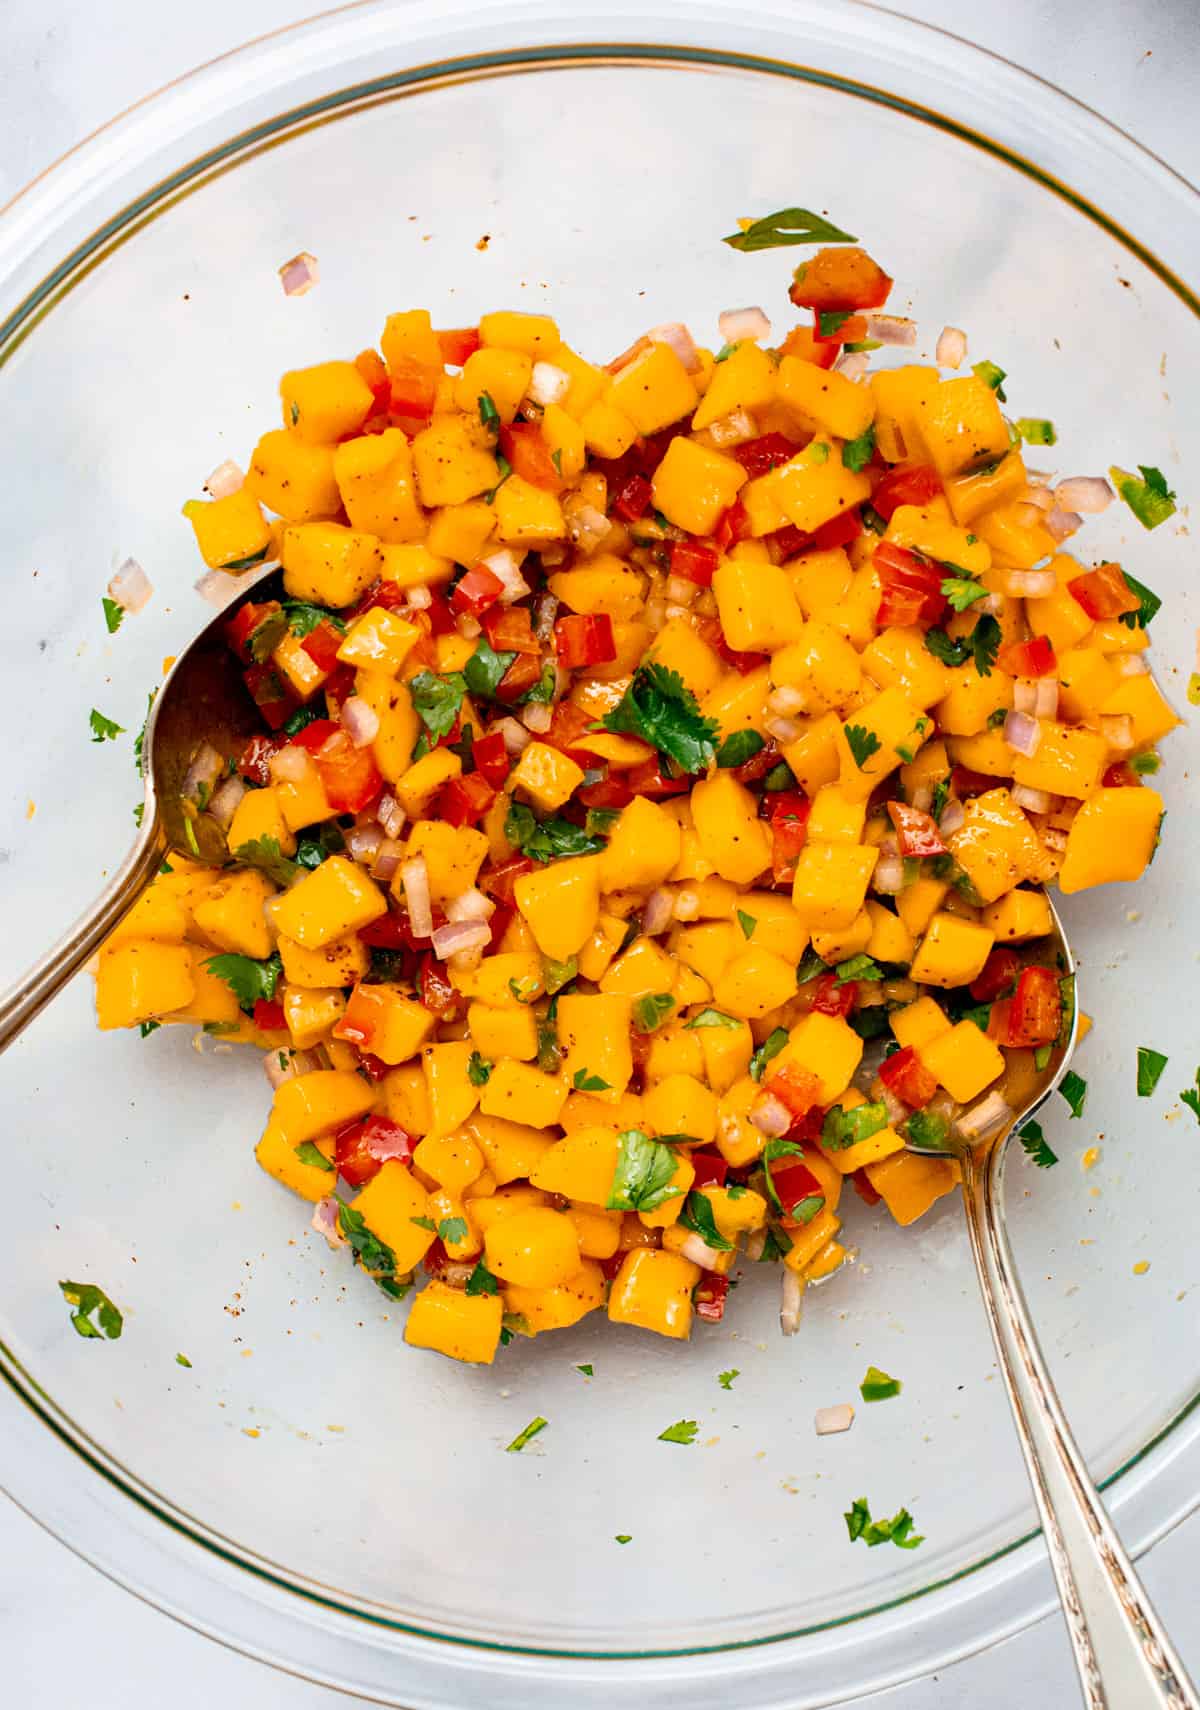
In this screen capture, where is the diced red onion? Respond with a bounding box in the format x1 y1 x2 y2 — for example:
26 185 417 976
1113 654 1149 678
935 325 967 369
665 575 698 605
1004 710 1042 757
268 745 311 785
910 783 933 813
310 1196 346 1249
533 590 559 643
1012 501 1051 531
872 853 905 895
1041 826 1069 853
956 1091 1013 1142
279 251 319 296
406 586 432 611
647 321 701 372
718 305 771 344
642 888 676 936
341 695 380 749
780 1271 804 1337
377 793 406 840
520 701 553 734
751 1094 792 1139
743 1228 767 1263
264 1046 317 1090
456 613 482 640
998 568 1057 598
447 944 487 975
1020 483 1055 512
707 408 758 448
1013 678 1038 715
866 314 917 346
1034 679 1059 719
764 714 802 744
371 837 406 883
108 556 154 614
833 350 870 382
677 1231 727 1269
495 716 531 756
529 362 570 407
672 888 699 922
642 599 668 634
431 918 492 960
1045 507 1082 542
401 855 433 939
481 548 530 605
194 569 243 608
878 1084 908 1126
182 742 225 804
1011 783 1057 814
207 774 246 831
438 1261 477 1288
815 1404 855 1436
1100 713 1134 752
977 592 1004 617
938 798 966 835
565 502 611 552
345 823 384 865
203 460 244 500
446 887 495 923
1055 476 1113 514
767 684 807 717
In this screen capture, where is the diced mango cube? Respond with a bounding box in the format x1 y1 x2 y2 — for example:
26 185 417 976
909 912 994 987
791 842 878 930
651 437 747 536
607 1248 700 1339
1058 787 1164 894
405 1279 503 1364
919 1020 1005 1104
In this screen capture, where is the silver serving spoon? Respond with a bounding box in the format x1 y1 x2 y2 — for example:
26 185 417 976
0 564 283 1052
905 896 1198 1709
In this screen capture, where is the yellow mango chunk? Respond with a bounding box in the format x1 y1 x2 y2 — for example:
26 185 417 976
837 687 932 800
333 429 424 543
270 855 386 949
411 416 499 508
598 795 682 892
609 342 698 434
479 1059 569 1129
867 1151 958 1226
607 1248 700 1339
712 558 804 652
791 843 878 930
781 712 843 796
530 1127 620 1204
869 366 938 464
380 308 443 370
513 855 603 960
807 784 867 846
696 1015 753 1093
712 947 798 1020
254 1119 335 1201
271 1069 375 1144
643 1073 717 1143
1011 722 1108 799
281 987 344 1050
690 772 772 885
947 788 1043 904
479 311 559 357
280 361 373 445
912 373 1009 478
192 870 276 959
466 1001 539 1063
557 993 634 1099
777 355 873 441
227 785 296 860
919 1020 1006 1104
492 474 566 546
94 941 196 1030
885 505 991 575
692 341 776 430
455 347 532 423
579 397 639 458
981 888 1053 943
749 439 870 536
405 1279 503 1364
422 1041 480 1135
503 1261 607 1334
424 502 494 567
485 1207 581 1289
651 437 747 536
861 625 952 710
781 1208 842 1277
509 740 585 812
909 912 994 987
1098 674 1180 748
772 619 862 715
281 521 380 607
467 1113 554 1186
336 608 421 674
548 555 645 619
1058 787 1164 894
864 900 915 965
182 490 272 570
890 995 951 1052
775 1011 862 1105
245 429 340 523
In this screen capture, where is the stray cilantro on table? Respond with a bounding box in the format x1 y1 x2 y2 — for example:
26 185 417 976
175 1353 192 1368
572 1069 611 1092
602 663 719 775
718 1368 740 1391
295 1141 334 1172
842 424 876 473
1019 1119 1058 1169
722 207 857 252
58 1280 123 1341
716 729 765 768
468 1051 493 1087
1110 464 1177 531
576 1363 594 1377
204 951 282 1011
657 1419 699 1445
632 992 675 1033
1179 1069 1200 1125
506 1416 548 1453
860 1366 902 1403
505 800 606 864
89 708 124 744
614 1534 633 1545
1136 1047 1168 1098
605 1130 684 1213
1058 1070 1087 1120
102 596 125 634
684 1008 742 1031
234 835 300 888
845 1496 924 1550
750 1027 789 1082
843 723 882 770
139 1020 160 1038
1015 418 1057 446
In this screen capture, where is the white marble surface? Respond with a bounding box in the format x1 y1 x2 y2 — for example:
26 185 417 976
1 1 1196 1705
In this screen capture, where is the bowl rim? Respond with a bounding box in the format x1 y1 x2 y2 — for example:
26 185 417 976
2 0 1198 1700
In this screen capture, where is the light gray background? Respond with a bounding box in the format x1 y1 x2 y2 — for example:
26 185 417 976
1 1 1195 1705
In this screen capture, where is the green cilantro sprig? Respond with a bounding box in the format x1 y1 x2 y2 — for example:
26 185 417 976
603 663 719 775
506 1416 548 1453
843 724 881 770
722 208 857 253
1110 464 1177 530
1136 1047 1168 1098
845 1496 924 1550
58 1280 123 1341
505 801 606 864
657 1419 699 1445
89 708 124 743
605 1130 683 1213
1019 1120 1058 1168
860 1366 902 1403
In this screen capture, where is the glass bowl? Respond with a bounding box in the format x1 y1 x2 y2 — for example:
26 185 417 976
1 2 1197 1704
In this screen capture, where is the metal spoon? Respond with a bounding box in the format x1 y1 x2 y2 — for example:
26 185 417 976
905 895 1198 1709
0 564 283 1053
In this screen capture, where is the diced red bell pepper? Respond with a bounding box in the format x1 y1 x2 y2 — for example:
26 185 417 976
242 663 296 730
694 1273 729 1324
669 538 720 587
788 246 894 312
887 800 947 858
451 564 505 617
811 972 856 1018
786 1105 826 1144
733 738 780 785
985 998 1012 1044
334 1114 414 1188
543 700 596 761
478 853 535 905
422 1238 452 1277
970 947 1022 1002
873 540 947 628
1067 562 1140 621
471 729 512 788
777 322 839 370
499 422 563 493
851 1170 882 1207
688 1151 729 1191
495 651 545 702
357 911 431 956
236 733 286 785
997 635 1057 678
354 348 392 412
350 579 405 620
226 600 282 664
811 507 864 552
322 663 358 710
436 327 481 367
438 771 496 826
763 522 812 561
387 357 439 425
299 618 344 673
812 308 868 344
418 953 459 1018
422 591 456 635
770 1157 826 1221
335 983 383 1049
577 769 634 810
313 730 383 813
624 756 689 798
1006 965 1062 1048
713 498 753 551
1102 760 1142 788
951 764 1005 798
766 790 811 883
252 998 286 1032
870 464 943 520
733 433 799 480
554 613 617 669
292 717 339 752
599 1250 628 1282
483 604 540 655
694 615 767 675
486 899 515 950
878 1045 938 1110
765 1062 823 1117
611 472 653 522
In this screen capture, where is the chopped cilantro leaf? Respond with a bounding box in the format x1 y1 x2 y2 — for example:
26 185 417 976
606 1129 684 1213
657 1418 699 1445
1118 571 1162 631
506 1416 548 1453
972 359 1007 401
736 909 757 940
576 1363 594 1377
89 708 124 744
139 1020 161 1038
1018 1120 1058 1168
294 822 345 870
941 573 987 612
438 1217 469 1251
337 1198 397 1275
843 724 881 770
845 1496 924 1550
408 670 466 743
410 1216 437 1232
282 601 345 640
678 1190 734 1252
749 1026 789 1082
572 1068 611 1092
465 1260 500 1296
722 208 857 252
835 953 881 986
295 1141 333 1172
842 423 876 473
1015 417 1056 446
763 761 794 790
716 728 765 768
1110 463 1177 530
505 800 605 863
233 835 300 887
632 992 675 1033
822 1101 888 1152
102 596 125 634
175 1353 192 1368
203 951 282 1012
860 1365 902 1402
58 1280 123 1341
478 392 501 434
817 308 854 338
584 806 621 838
463 637 517 699
906 1109 950 1150
1181 1071 1200 1125
796 949 827 985
615 1533 632 1544
718 1369 739 1390
602 663 719 775
483 453 512 504
1058 1070 1087 1119
684 1008 742 1030
1137 1046 1168 1098
468 1051 493 1087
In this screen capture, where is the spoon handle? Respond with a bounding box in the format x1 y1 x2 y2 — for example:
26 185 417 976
959 1146 1198 1709
0 825 164 1054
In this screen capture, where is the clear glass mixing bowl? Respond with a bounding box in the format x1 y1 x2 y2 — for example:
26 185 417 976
1 3 1197 1705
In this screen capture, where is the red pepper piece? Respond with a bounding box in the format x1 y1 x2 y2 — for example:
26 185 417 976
997 635 1057 678
554 613 617 669
878 1045 938 1110
1067 562 1140 621
970 947 1022 1002
1005 966 1062 1047
450 565 505 617
873 540 947 629
887 800 947 858
471 729 512 788
435 327 481 366
252 998 286 1032
871 464 942 520
668 539 720 588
